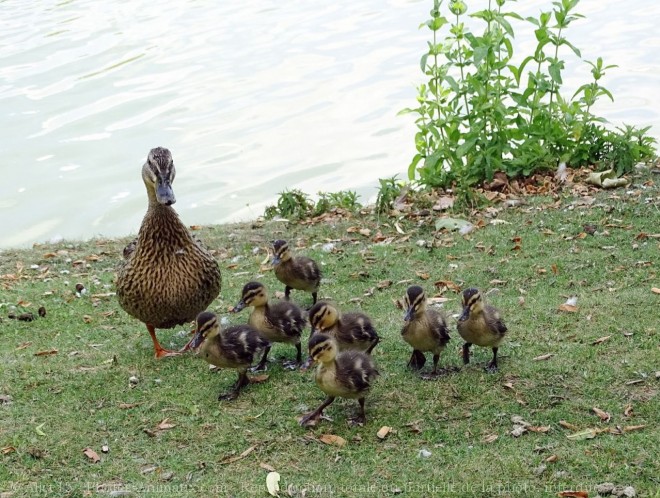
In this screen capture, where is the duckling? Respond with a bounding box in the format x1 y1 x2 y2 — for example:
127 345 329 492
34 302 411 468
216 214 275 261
116 147 221 358
308 301 379 354
300 333 379 427
401 286 451 378
272 239 321 305
456 288 507 372
233 281 306 370
190 312 270 400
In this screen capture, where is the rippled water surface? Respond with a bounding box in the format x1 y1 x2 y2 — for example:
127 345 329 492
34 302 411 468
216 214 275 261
1 0 659 248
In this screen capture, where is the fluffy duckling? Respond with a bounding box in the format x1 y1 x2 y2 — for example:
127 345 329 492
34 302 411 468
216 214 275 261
234 281 306 370
116 147 221 358
272 239 321 305
457 288 507 372
308 301 380 354
190 312 270 400
300 333 379 427
401 286 451 378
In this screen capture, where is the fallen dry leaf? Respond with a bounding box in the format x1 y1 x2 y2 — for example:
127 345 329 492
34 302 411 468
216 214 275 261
118 402 141 409
592 336 611 345
16 341 32 350
482 434 498 444
433 279 461 293
592 407 611 422
559 420 579 431
1 446 16 455
558 491 588 498
156 418 176 431
566 427 609 441
220 445 257 464
376 426 392 439
266 471 280 497
259 462 276 472
415 271 430 280
359 228 371 237
551 264 558 275
623 425 646 432
545 454 558 463
249 374 270 384
558 304 578 313
83 448 101 463
528 426 551 433
376 280 393 290
651 287 660 295
34 349 58 356
623 404 633 417
533 353 554 361
318 434 346 447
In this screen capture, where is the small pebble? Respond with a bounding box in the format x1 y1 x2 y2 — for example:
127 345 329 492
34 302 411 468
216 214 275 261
128 376 139 387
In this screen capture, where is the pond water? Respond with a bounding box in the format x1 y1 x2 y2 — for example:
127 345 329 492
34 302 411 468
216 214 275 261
1 0 658 248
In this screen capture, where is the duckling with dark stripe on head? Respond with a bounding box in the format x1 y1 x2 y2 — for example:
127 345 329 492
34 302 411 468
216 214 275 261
457 288 507 373
401 285 451 378
300 333 379 427
308 301 380 354
272 239 321 305
190 311 270 400
234 281 306 370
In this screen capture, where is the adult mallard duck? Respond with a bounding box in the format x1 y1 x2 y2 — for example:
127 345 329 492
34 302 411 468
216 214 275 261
401 285 451 378
300 333 379 427
457 288 507 372
190 311 270 400
116 147 221 358
233 281 306 370
271 239 321 305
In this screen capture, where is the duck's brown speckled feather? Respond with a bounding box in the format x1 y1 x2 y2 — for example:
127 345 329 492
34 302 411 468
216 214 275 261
116 204 221 329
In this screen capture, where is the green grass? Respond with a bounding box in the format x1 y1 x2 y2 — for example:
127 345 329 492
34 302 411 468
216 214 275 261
1 174 658 497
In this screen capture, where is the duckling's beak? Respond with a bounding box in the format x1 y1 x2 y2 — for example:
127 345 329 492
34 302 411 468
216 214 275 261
459 306 470 322
271 255 281 265
156 181 176 206
233 300 246 313
189 330 205 350
403 307 414 322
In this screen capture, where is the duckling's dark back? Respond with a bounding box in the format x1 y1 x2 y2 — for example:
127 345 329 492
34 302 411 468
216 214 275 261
266 301 306 337
335 351 379 391
221 325 270 364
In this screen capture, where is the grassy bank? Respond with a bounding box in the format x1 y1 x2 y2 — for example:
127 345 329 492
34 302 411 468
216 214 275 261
1 171 658 498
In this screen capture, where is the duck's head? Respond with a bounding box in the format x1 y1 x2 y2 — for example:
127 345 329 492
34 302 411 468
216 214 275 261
234 281 268 312
308 301 339 334
190 311 220 349
142 147 176 206
271 240 292 265
459 288 483 321
404 285 427 322
307 333 338 365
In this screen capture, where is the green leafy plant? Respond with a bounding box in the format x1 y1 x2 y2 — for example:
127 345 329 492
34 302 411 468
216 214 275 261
375 176 403 215
314 190 362 216
264 189 314 220
401 0 656 191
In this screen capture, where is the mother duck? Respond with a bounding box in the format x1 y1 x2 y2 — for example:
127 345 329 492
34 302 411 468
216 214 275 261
116 147 222 358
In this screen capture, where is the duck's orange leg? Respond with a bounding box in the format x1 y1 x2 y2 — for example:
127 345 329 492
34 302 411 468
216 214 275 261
147 323 181 359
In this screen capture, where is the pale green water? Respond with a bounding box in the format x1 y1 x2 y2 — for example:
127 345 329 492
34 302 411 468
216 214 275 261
1 0 658 248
